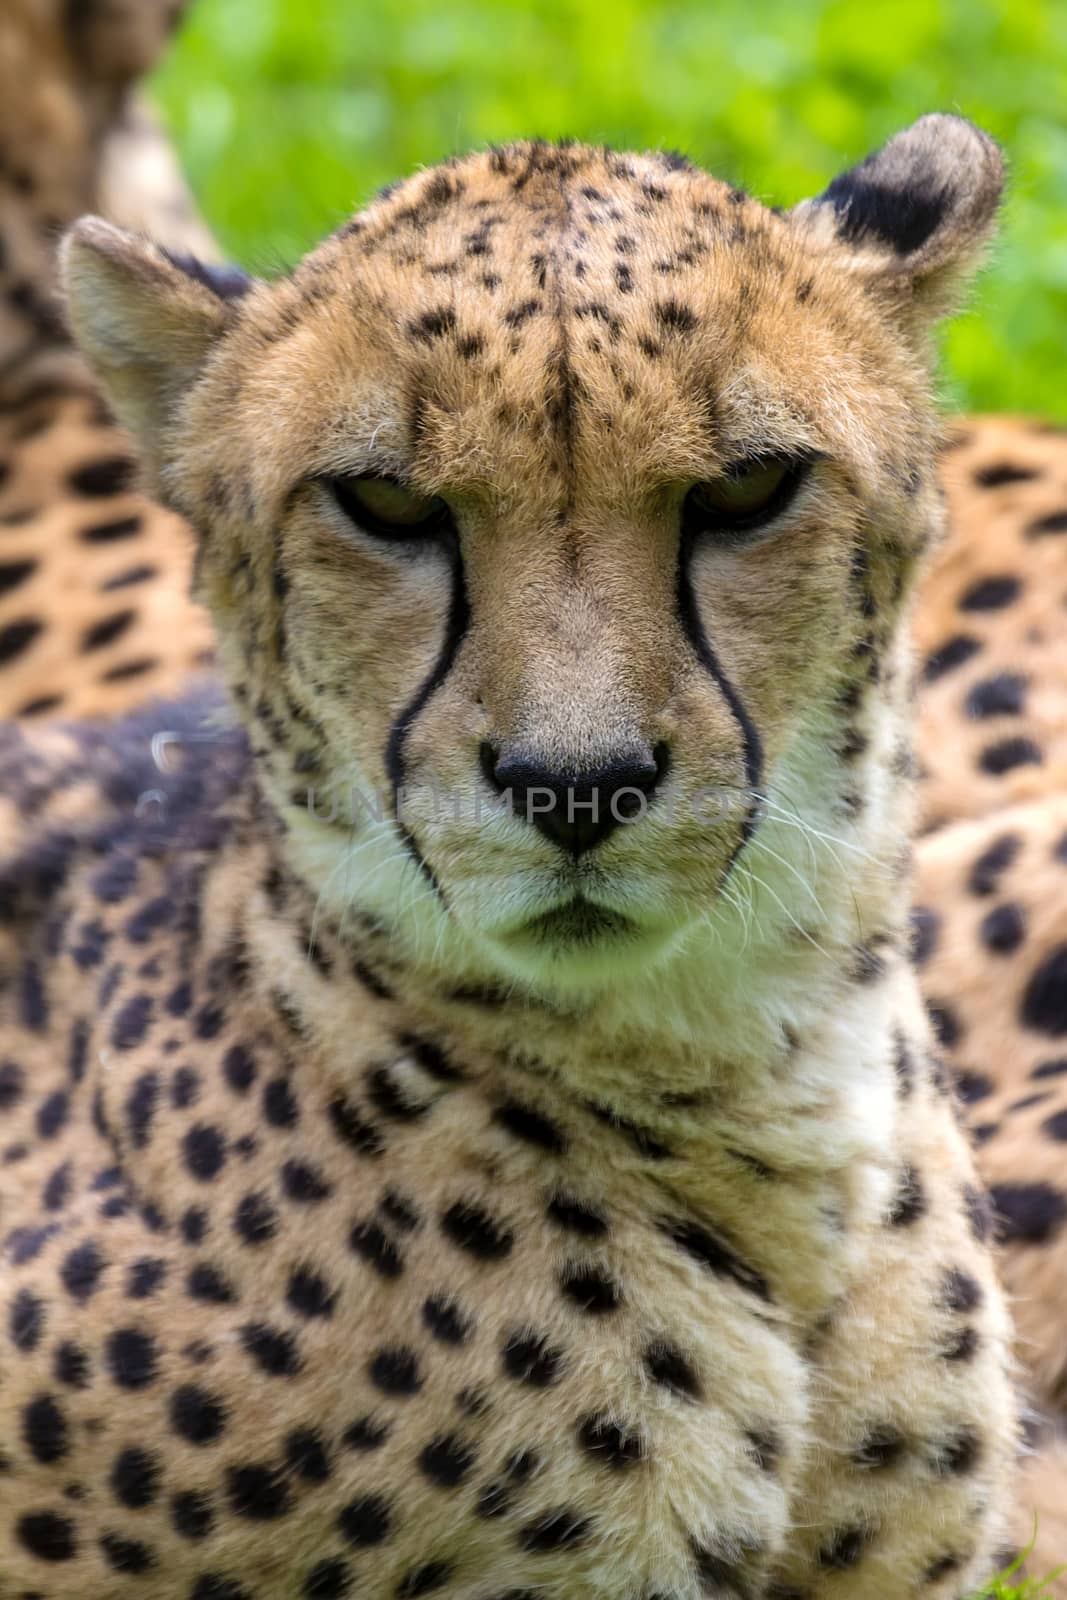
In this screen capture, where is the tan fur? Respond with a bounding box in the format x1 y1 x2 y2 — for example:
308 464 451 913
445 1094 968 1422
0 0 214 721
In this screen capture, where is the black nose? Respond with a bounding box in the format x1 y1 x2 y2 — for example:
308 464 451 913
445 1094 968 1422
480 741 669 857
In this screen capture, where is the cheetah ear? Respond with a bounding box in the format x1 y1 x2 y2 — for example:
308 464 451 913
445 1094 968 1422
791 114 1004 322
61 217 253 472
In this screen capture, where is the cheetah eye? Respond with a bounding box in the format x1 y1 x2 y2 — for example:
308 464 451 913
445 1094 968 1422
683 456 810 542
325 474 453 542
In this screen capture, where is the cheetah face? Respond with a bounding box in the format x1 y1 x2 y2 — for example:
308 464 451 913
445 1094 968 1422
65 116 1002 994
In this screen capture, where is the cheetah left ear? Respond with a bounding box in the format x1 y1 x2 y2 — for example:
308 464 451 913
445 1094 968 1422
61 217 255 477
791 114 1004 323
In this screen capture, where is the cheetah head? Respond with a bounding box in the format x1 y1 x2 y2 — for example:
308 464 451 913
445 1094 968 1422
62 116 1001 998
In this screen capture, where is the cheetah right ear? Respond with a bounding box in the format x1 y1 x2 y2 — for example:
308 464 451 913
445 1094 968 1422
791 114 1004 325
61 217 254 474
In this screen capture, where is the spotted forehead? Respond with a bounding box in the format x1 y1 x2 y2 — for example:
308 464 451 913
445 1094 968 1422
268 144 864 478
322 141 794 326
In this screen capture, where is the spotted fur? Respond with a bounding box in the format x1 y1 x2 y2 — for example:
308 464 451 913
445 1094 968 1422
0 0 214 720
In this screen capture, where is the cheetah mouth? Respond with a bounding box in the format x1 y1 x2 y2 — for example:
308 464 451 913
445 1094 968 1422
515 897 639 947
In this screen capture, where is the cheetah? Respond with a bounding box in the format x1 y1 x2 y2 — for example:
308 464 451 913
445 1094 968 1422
0 114 1028 1598
909 415 1067 1584
0 0 214 721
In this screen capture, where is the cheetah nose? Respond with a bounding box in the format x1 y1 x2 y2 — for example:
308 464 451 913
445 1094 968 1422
479 741 670 857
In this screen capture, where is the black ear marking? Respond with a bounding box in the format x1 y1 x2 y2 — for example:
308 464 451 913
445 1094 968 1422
798 114 1003 282
159 249 254 301
819 166 951 257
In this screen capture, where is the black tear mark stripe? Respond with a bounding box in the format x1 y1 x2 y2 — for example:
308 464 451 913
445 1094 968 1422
384 547 471 891
676 533 763 852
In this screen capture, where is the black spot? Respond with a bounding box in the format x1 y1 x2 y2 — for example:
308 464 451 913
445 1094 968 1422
190 1577 251 1600
81 514 143 543
368 1344 421 1395
396 1561 455 1597
577 1413 644 1468
979 736 1042 775
959 574 1021 609
227 1462 292 1520
418 1432 476 1487
440 1199 514 1259
663 1217 769 1300
889 1164 927 1226
106 1327 158 1389
932 1426 983 1476
303 1557 353 1598
54 1340 90 1387
285 1427 331 1482
410 307 457 342
337 1491 393 1546
112 994 153 1049
654 299 698 333
643 1339 701 1399
969 832 1020 895
82 608 136 652
60 1239 105 1301
923 634 981 681
222 1044 256 1094
0 617 42 665
989 1181 1067 1245
287 1265 337 1318
1020 944 1067 1035
171 1383 227 1444
379 1189 421 1231
281 1157 332 1203
492 1099 567 1153
183 1124 227 1181
1027 508 1067 537
182 1208 209 1245
560 1261 621 1313
954 1068 994 1104
851 1424 906 1469
0 1059 25 1109
818 1523 871 1569
973 462 1039 489
234 1191 278 1246
423 1294 472 1344
16 1510 77 1561
502 1328 564 1387
327 1093 384 1157
546 1193 608 1236
342 1414 392 1451
941 1326 980 1363
110 1445 160 1507
928 1001 962 1049
519 1507 592 1552
171 1489 214 1540
263 1076 299 1127
966 673 1027 719
1032 1057 1067 1079
69 457 135 496
100 1531 156 1572
23 1394 69 1462
979 901 1025 953
239 1322 303 1377
1041 1109 1067 1141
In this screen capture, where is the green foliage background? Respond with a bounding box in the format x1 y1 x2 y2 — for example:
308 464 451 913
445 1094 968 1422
153 0 1067 416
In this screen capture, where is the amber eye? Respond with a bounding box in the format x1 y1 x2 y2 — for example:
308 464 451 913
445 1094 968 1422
683 456 809 541
325 474 453 541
